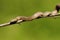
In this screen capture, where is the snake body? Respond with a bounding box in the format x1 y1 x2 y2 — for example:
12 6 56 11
0 4 60 27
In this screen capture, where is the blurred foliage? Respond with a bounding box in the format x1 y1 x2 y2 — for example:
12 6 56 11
0 0 60 40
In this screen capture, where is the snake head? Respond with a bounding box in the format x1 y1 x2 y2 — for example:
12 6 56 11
56 4 60 12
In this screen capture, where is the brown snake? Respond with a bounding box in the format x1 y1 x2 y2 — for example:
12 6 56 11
0 4 60 27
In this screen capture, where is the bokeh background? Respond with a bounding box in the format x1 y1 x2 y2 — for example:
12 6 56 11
0 0 60 40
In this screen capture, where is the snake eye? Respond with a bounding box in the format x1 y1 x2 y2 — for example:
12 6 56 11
56 4 60 12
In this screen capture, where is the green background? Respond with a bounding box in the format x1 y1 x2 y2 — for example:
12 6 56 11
0 0 60 40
